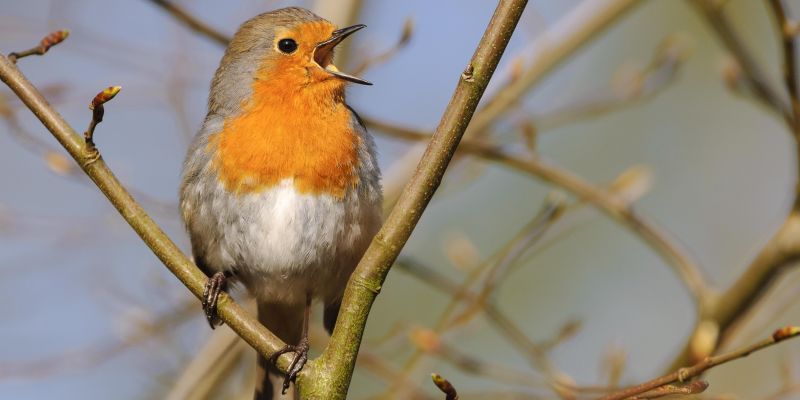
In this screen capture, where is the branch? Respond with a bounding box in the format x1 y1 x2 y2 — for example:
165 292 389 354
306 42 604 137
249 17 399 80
630 381 708 399
0 55 294 373
600 326 800 400
8 30 69 63
83 85 121 147
297 1 529 398
667 211 800 371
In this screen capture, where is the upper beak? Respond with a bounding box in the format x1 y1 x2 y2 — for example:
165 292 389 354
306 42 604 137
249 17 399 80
314 24 372 86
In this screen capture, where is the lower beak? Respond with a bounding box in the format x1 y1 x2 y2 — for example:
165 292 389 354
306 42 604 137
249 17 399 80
315 24 372 86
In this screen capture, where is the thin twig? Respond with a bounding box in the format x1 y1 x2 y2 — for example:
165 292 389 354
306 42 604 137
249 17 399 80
431 373 460 400
7 30 69 63
83 85 121 148
600 326 800 400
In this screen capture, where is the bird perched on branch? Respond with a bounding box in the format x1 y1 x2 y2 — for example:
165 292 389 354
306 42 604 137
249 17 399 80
179 7 382 399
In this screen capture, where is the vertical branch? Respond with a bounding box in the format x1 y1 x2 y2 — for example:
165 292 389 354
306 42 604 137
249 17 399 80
298 1 529 398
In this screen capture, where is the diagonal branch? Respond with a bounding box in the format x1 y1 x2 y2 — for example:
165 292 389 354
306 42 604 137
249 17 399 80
0 55 293 373
297 1 529 398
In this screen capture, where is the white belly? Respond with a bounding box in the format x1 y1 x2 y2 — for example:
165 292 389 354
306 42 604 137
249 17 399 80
184 178 381 305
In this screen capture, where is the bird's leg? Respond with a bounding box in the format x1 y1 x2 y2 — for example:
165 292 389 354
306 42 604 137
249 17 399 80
269 293 312 394
201 271 228 328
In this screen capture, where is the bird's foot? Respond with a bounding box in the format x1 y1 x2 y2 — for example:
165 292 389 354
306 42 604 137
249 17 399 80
202 271 227 328
269 337 310 394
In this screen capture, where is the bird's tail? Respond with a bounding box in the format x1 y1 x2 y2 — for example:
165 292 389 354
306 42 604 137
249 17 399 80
254 302 304 400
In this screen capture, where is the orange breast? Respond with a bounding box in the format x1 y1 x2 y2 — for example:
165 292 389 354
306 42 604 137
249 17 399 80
210 74 360 198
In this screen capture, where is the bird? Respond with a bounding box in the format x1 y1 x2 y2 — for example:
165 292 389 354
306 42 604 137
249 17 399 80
179 7 382 399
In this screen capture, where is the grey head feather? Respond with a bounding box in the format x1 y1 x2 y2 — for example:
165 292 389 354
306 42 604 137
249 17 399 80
207 7 328 117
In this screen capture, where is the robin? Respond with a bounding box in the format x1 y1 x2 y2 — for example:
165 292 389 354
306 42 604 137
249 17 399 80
179 7 382 399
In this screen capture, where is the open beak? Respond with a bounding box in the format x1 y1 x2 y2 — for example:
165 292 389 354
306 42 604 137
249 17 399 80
314 24 372 86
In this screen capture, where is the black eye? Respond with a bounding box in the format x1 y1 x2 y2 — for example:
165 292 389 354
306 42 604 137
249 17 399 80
278 38 298 54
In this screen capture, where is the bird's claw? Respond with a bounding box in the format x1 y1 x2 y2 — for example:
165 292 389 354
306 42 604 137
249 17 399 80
202 272 227 328
269 337 310 394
